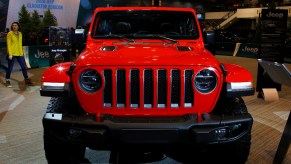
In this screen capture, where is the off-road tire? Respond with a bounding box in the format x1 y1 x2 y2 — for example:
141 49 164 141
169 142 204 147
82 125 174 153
43 97 87 164
217 97 252 164
213 97 248 115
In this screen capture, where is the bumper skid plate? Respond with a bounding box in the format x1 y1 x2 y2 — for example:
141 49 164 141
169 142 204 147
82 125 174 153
43 113 253 146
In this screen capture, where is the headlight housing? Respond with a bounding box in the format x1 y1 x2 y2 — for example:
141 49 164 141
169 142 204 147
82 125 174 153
79 69 102 93
194 68 217 94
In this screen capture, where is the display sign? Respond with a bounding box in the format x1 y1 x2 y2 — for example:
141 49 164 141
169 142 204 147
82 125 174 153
49 26 72 66
256 9 288 93
233 43 259 58
28 46 50 68
260 9 287 62
6 0 80 28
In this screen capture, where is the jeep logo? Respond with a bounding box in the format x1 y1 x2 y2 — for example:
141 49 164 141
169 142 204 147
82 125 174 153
242 46 258 54
35 50 50 58
266 11 284 19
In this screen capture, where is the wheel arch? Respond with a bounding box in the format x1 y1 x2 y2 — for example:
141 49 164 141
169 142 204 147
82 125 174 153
40 62 77 98
221 63 255 97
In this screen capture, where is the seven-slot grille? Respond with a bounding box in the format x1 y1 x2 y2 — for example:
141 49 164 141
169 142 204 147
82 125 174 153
103 68 194 108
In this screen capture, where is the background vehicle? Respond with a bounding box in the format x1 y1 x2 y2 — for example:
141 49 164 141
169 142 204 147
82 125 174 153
40 7 254 163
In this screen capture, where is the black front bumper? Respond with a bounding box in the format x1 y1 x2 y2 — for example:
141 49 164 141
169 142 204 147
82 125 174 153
43 113 253 148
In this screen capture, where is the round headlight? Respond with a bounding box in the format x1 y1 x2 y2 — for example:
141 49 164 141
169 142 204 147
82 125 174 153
194 69 217 94
79 69 102 93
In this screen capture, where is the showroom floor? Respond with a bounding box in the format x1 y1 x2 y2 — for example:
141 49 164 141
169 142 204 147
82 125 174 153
0 55 291 164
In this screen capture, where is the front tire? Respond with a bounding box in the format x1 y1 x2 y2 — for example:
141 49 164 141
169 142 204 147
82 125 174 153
44 130 87 164
43 97 87 164
218 97 252 164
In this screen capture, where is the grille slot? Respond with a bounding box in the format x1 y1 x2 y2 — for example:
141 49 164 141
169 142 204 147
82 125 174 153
103 69 112 107
185 70 194 107
158 69 167 108
102 68 194 108
130 69 140 107
117 69 126 107
144 69 153 108
171 69 181 107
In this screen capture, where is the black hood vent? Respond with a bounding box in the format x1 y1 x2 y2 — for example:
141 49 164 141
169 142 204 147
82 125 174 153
100 46 116 51
177 46 192 51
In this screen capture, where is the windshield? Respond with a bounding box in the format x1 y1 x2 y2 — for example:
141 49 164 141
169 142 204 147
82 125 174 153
91 10 199 40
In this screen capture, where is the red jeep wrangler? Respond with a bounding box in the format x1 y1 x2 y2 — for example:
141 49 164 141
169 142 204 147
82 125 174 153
41 7 254 164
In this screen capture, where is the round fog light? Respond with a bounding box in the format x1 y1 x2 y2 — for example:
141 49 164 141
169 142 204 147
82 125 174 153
216 128 228 139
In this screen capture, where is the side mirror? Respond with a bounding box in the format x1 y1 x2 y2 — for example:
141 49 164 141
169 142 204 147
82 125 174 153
203 30 216 55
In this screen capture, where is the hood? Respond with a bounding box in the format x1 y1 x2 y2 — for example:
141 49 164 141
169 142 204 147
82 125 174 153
75 42 219 67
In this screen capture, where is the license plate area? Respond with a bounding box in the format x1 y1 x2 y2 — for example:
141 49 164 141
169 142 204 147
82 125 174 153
120 129 178 143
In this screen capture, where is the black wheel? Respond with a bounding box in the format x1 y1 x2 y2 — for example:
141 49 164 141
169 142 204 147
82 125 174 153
213 97 248 115
44 130 87 164
209 97 252 164
220 129 251 164
211 97 252 163
43 97 87 164
216 97 252 164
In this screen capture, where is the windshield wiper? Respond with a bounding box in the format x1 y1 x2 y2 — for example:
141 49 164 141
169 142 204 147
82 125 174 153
148 34 178 44
104 33 135 42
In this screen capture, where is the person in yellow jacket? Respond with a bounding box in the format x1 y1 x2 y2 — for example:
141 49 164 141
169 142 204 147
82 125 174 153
6 22 32 87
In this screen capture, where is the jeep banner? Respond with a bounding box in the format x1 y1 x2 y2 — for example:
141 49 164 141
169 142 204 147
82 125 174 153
233 43 259 58
6 0 80 28
28 46 50 68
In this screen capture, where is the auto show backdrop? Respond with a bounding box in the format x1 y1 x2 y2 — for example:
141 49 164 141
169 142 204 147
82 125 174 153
6 0 80 28
76 0 152 26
